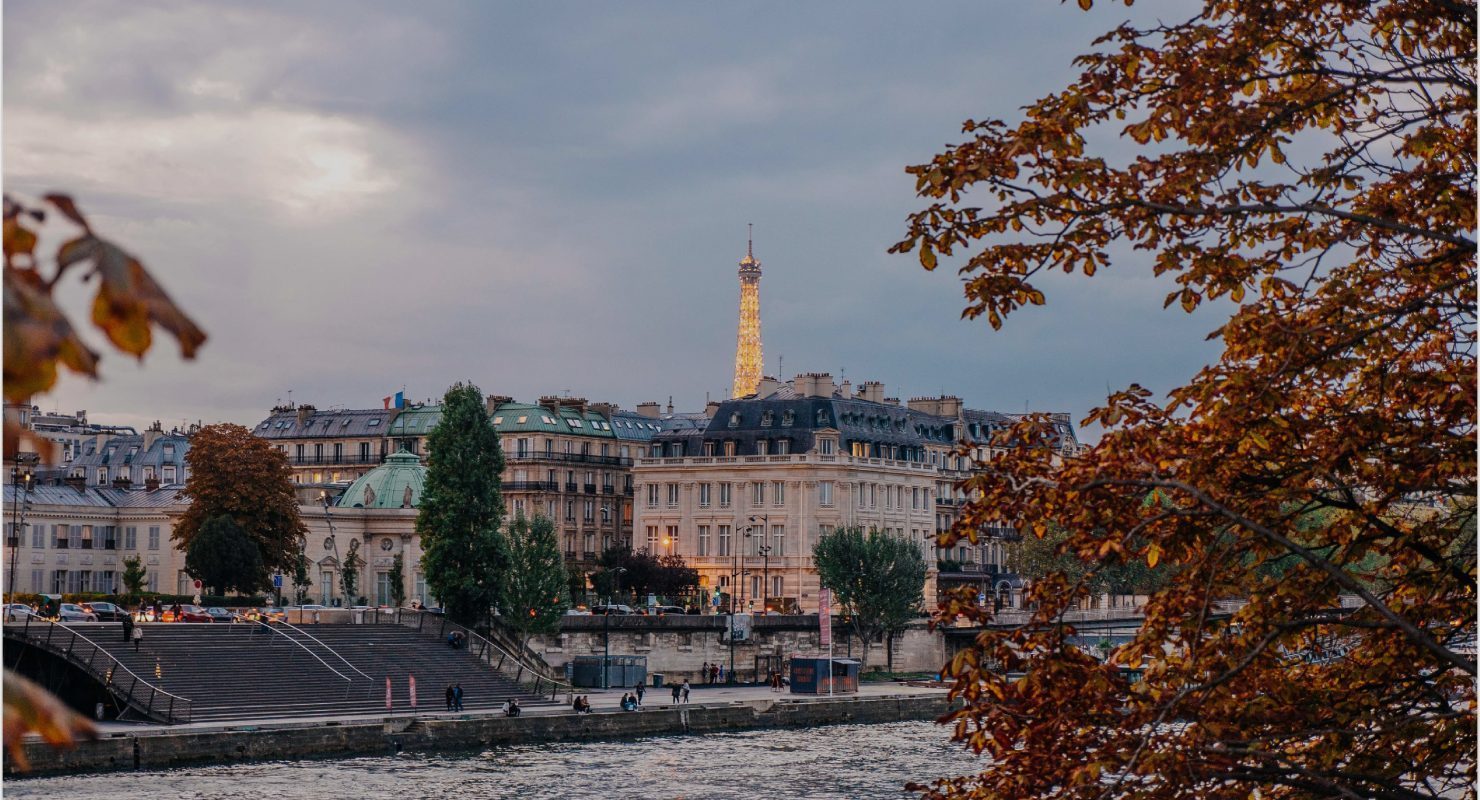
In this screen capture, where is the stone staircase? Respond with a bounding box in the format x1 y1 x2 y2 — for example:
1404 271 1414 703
69 622 557 723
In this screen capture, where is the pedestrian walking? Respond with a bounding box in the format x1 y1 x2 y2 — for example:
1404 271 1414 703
453 683 464 711
132 625 143 651
445 684 455 712
634 682 645 708
122 613 134 643
701 662 709 685
717 664 725 683
710 663 719 684
670 682 681 703
681 680 691 704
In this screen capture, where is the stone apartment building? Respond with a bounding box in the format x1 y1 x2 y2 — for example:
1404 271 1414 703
253 405 395 485
632 373 1081 613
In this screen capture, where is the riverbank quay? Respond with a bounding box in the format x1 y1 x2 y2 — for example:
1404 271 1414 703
8 682 951 777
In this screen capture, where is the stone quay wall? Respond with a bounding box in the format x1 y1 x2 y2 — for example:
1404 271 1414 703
10 692 952 777
530 616 947 683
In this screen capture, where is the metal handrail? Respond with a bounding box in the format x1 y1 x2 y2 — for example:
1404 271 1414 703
3 616 193 724
241 617 354 684
273 619 374 681
380 608 575 702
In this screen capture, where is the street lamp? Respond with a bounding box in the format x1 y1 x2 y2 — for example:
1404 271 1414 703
602 566 627 689
747 516 772 612
9 457 36 601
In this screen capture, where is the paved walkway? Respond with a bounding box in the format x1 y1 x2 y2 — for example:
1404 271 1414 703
87 680 948 736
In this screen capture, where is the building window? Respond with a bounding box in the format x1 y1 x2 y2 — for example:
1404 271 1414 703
756 440 768 456
723 441 736 457
646 526 658 553
771 525 786 556
698 483 711 507
51 525 66 549
96 467 108 484
666 484 680 507
719 483 731 508
31 524 44 549
819 481 834 507
30 569 42 593
775 439 789 455
751 482 764 505
70 526 83 549
728 413 740 428
697 525 710 557
584 500 594 521
565 500 576 520
760 411 774 427
665 525 678 554
772 575 784 598
718 525 732 557
514 499 525 516
148 526 161 550
647 484 659 508
772 481 785 506
702 442 715 456
781 411 794 427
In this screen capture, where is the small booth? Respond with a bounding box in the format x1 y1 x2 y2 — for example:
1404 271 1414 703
568 655 647 688
789 657 861 695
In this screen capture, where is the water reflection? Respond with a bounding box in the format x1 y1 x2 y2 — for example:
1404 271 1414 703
8 721 985 799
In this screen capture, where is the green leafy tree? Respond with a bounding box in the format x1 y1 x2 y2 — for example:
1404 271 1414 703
121 555 147 596
501 513 569 647
387 553 407 608
184 515 265 596
813 526 927 672
339 542 362 605
416 382 508 626
291 546 312 604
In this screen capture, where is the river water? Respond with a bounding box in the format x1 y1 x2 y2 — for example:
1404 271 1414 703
8 720 986 799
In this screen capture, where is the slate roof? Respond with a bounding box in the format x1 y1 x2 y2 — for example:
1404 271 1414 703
4 483 184 509
254 407 394 440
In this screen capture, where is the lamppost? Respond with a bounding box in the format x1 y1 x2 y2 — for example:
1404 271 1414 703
319 491 340 606
602 566 627 689
747 515 771 611
8 458 36 600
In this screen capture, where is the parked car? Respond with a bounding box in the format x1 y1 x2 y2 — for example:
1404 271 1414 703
205 607 235 623
591 604 636 615
4 603 39 622
563 608 592 616
161 604 212 623
81 601 130 622
57 603 98 622
652 605 687 616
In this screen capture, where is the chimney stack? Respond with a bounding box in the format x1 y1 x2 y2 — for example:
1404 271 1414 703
756 376 781 398
859 381 885 403
635 402 661 419
486 395 513 415
296 405 315 427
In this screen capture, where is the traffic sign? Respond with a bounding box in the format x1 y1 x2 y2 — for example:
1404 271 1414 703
193 579 202 590
272 574 284 589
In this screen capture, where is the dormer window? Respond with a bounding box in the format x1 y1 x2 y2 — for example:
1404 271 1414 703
816 409 829 425
760 411 774 427
781 411 794 427
728 413 740 428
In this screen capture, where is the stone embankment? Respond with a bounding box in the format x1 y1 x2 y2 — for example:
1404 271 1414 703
11 690 951 777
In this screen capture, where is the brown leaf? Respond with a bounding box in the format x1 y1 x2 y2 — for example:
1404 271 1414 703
3 265 100 402
42 193 91 233
69 235 207 360
2 669 98 771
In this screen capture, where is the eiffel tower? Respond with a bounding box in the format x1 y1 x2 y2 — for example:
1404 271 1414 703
732 224 763 398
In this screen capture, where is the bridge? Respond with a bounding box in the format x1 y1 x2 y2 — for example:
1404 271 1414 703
3 609 572 724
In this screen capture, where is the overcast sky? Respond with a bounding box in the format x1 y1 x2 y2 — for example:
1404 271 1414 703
5 1 1220 440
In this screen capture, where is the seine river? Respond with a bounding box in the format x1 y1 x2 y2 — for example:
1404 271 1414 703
9 720 985 799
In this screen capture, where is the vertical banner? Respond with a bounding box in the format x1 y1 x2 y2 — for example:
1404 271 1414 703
818 588 832 648
385 677 392 710
409 675 417 709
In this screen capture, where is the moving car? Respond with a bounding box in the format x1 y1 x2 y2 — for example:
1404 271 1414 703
205 607 235 623
652 605 687 616
161 604 212 623
242 607 286 623
590 604 636 615
81 601 130 622
57 603 98 622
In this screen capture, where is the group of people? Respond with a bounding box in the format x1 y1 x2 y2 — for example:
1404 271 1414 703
571 695 594 713
444 683 465 711
619 693 639 711
120 614 143 650
446 631 467 649
699 662 724 684
767 670 786 691
500 699 521 717
669 679 692 704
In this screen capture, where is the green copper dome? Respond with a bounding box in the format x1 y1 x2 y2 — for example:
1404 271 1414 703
337 449 426 509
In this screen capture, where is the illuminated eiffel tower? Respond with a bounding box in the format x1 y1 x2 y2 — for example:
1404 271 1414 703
732 224 763 398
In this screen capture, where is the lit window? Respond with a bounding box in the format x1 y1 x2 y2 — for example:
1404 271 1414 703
568 419 583 428
517 416 528 424
492 417 503 424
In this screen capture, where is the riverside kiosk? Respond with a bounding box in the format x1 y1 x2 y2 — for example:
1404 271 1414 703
789 658 860 694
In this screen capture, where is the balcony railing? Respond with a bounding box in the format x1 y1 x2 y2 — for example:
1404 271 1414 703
583 484 597 494
504 481 560 492
507 452 633 467
287 453 388 466
602 485 615 494
565 482 578 492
